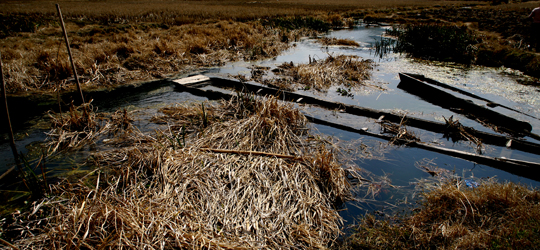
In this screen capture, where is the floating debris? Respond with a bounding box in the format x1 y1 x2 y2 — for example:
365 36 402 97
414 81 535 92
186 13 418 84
378 117 420 145
443 115 484 154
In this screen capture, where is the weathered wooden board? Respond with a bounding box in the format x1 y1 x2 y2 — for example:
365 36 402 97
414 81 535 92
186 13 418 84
172 75 210 86
170 75 540 155
169 78 540 181
398 72 534 137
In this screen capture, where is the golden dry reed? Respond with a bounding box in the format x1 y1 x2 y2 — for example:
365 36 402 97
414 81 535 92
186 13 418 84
45 102 134 154
9 95 365 249
1 20 293 94
319 37 360 47
248 54 380 92
0 0 470 96
342 166 540 249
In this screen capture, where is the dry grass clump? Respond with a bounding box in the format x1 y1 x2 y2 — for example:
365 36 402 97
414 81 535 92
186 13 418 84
151 94 309 155
264 54 378 92
194 95 309 156
46 102 101 153
46 102 133 154
151 102 221 132
7 95 360 248
319 37 360 47
1 20 293 94
341 179 540 249
13 150 344 249
378 117 420 144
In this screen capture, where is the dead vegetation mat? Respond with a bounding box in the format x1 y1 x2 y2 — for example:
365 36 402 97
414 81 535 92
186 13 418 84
5 95 364 249
341 178 540 249
0 19 303 95
237 54 381 93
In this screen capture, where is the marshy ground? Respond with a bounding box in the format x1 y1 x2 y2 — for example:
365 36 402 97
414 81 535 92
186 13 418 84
1 0 540 249
2 0 540 96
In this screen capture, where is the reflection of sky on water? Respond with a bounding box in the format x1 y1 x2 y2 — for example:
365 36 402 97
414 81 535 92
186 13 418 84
210 25 540 135
207 24 540 188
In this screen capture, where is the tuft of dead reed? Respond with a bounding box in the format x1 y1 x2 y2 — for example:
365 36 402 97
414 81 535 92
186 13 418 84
194 95 309 156
378 117 420 144
319 37 360 47
263 54 380 93
151 101 221 133
45 102 134 154
9 95 362 249
342 173 540 249
1 20 294 95
12 151 343 249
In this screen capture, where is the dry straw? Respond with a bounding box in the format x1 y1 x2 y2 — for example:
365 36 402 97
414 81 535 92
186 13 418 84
378 117 420 144
11 95 367 249
342 160 540 249
318 37 360 47
46 102 134 154
0 20 294 95
253 54 381 92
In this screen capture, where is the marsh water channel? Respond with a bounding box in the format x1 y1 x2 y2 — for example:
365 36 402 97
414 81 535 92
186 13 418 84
2 24 540 224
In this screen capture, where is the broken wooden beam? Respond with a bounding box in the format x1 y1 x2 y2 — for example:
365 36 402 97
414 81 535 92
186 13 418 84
403 72 540 121
398 72 533 137
171 80 540 181
199 76 540 156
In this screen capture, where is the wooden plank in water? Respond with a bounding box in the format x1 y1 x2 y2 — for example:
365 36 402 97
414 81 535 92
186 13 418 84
398 72 534 136
400 72 540 121
172 75 210 86
170 83 540 180
170 76 540 155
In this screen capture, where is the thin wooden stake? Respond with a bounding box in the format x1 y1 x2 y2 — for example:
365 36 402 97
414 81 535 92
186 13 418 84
0 51 19 163
56 3 85 104
201 148 304 161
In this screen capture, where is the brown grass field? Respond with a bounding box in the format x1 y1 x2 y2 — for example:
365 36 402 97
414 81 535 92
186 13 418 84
0 0 475 17
4 0 532 96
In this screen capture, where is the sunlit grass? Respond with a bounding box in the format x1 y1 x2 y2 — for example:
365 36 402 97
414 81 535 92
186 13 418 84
1 0 528 95
253 54 379 92
341 179 540 249
3 95 374 248
0 19 295 94
319 37 360 47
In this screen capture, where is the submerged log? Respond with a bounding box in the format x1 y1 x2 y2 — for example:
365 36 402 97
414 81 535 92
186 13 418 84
398 72 533 136
403 73 540 121
171 75 540 156
306 116 540 182
171 77 540 181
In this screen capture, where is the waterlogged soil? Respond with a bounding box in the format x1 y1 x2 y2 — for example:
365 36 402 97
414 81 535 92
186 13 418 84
2 24 540 225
